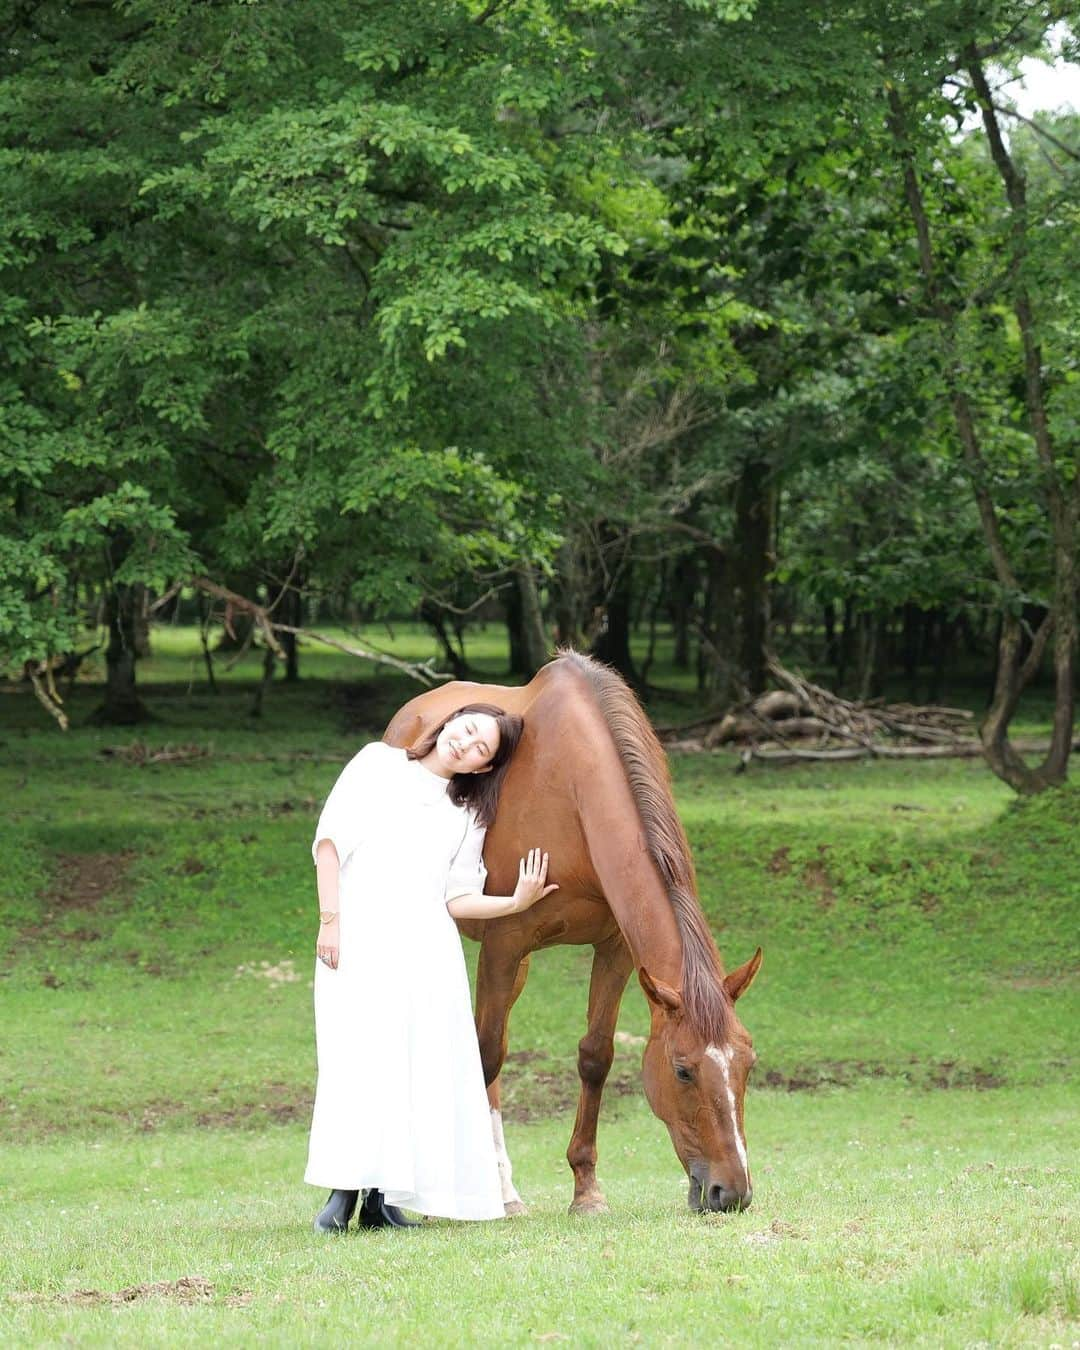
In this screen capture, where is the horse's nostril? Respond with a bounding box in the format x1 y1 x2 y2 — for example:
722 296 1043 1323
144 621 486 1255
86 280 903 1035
708 1184 752 1212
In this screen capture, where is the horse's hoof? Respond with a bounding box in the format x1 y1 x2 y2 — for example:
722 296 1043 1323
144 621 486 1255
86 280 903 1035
569 1194 609 1216
503 1199 529 1218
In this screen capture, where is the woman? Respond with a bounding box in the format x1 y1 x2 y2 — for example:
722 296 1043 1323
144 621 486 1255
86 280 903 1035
305 703 557 1233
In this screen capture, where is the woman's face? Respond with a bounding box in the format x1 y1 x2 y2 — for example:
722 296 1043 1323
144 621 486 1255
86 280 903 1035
434 712 501 775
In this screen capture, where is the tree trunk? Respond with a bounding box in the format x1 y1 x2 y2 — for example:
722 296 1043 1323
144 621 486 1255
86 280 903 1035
639 560 667 688
249 645 276 718
552 537 588 649
420 601 468 678
504 573 526 675
927 612 953 705
94 581 150 725
823 602 838 671
671 554 697 670
198 592 219 695
592 572 635 683
887 81 1076 792
132 584 151 659
837 598 855 692
697 546 737 701
732 456 774 696
966 56 1076 789
591 534 636 684
854 612 879 703
279 583 302 683
901 604 921 698
516 565 550 677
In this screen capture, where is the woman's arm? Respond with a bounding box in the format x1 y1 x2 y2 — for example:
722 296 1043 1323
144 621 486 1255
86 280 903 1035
447 847 558 921
315 838 342 969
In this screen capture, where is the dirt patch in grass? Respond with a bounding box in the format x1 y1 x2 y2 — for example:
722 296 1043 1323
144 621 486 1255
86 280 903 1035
42 852 135 916
766 847 793 875
81 1088 313 1134
759 1058 1008 1092
801 847 836 910
63 927 103 943
267 797 318 817
925 1060 1007 1090
1004 970 1078 989
194 1080 312 1128
501 1066 637 1123
195 1098 311 1128
12 1275 251 1308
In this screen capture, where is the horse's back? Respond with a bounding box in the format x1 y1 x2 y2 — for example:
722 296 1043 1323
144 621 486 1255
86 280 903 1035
383 660 605 916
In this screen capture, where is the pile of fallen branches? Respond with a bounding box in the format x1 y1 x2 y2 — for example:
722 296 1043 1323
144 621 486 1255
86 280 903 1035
661 658 982 763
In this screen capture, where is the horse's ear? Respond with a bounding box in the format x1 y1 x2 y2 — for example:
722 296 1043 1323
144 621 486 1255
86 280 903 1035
638 967 683 1014
723 948 763 1003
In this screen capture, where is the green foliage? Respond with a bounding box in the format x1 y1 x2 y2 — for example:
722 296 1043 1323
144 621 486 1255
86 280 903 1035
2 0 1077 752
1 0 633 674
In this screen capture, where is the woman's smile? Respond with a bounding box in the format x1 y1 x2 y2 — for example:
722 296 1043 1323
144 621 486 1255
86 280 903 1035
429 713 501 777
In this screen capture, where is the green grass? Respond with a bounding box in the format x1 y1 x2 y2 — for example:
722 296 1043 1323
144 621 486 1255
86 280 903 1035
1 629 1077 1345
1 1089 1076 1347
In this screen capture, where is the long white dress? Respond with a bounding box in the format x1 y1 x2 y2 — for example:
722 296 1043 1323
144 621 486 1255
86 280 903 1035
304 742 505 1220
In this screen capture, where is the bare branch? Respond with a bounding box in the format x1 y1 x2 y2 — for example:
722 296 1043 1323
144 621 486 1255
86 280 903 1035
423 582 513 616
990 99 1080 165
270 624 449 684
25 662 69 731
181 575 448 685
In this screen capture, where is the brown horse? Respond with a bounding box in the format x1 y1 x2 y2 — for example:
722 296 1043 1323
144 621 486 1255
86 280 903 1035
385 650 761 1215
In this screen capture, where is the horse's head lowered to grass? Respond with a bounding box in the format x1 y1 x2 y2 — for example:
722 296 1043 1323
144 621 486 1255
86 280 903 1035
639 949 762 1212
562 650 764 1213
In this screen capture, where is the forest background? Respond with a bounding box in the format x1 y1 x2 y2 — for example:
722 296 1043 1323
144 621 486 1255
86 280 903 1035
3 0 1079 791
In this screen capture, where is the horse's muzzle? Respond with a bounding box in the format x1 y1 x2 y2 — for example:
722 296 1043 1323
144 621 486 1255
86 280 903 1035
688 1169 752 1213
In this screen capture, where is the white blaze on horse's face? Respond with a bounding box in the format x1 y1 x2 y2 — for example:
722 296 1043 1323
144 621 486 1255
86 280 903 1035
705 1042 750 1188
638 955 761 1213
640 1018 757 1214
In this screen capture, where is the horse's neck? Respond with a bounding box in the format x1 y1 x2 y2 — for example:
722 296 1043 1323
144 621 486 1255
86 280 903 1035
574 771 685 986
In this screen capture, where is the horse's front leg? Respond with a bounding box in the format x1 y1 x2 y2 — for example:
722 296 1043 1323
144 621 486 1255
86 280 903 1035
474 940 532 1217
568 932 634 1215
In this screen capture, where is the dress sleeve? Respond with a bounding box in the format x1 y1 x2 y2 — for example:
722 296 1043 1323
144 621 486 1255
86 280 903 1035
311 742 386 867
445 812 488 902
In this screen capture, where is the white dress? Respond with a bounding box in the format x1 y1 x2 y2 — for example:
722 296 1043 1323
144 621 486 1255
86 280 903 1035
304 742 505 1220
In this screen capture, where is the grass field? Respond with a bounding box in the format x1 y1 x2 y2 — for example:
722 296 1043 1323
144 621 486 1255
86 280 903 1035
1 631 1077 1346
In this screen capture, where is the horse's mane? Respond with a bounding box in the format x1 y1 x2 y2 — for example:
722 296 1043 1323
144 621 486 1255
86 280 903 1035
557 649 733 1044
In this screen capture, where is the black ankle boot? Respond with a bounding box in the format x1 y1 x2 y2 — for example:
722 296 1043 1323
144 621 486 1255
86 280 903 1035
357 1188 422 1230
313 1188 359 1234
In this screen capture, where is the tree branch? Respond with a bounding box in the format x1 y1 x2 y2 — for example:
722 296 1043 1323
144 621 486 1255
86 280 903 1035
186 576 448 685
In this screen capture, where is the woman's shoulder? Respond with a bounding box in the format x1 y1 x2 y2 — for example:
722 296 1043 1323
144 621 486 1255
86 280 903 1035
360 739 403 759
342 740 405 773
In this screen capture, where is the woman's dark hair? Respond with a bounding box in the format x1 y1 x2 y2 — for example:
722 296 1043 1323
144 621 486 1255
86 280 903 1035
406 703 524 828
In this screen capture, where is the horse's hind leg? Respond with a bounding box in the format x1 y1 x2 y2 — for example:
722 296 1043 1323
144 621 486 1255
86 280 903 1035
475 943 531 1216
568 932 634 1215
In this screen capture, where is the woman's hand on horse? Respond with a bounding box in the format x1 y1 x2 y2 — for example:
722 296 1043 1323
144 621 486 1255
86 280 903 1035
316 913 340 970
511 848 559 912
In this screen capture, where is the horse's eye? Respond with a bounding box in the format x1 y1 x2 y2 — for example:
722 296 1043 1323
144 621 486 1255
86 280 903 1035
674 1064 694 1084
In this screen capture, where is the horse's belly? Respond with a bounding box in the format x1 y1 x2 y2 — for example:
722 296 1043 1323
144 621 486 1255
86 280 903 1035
455 893 617 952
